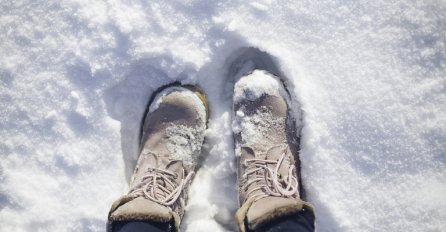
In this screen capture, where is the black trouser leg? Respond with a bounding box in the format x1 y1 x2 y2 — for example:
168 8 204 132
112 210 314 232
254 210 315 232
112 221 171 232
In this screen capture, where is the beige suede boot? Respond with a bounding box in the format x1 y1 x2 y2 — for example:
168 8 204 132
108 85 208 232
232 70 314 232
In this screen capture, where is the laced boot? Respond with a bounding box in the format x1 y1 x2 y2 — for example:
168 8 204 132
108 85 208 232
232 70 314 232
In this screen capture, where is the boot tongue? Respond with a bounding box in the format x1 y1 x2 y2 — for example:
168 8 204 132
240 146 256 160
265 145 290 177
265 145 284 159
165 160 185 183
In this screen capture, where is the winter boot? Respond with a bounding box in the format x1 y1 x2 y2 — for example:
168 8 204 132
232 70 314 232
107 85 208 232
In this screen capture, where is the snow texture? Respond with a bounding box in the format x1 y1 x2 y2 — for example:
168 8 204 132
165 123 206 166
233 70 288 103
1 0 446 232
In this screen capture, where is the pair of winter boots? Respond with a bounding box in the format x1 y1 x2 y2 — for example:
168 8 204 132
107 70 314 232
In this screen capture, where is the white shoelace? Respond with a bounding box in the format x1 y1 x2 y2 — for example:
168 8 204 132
242 146 298 203
129 167 194 206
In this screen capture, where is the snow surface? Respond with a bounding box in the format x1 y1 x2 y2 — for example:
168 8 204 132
233 69 287 103
1 0 446 231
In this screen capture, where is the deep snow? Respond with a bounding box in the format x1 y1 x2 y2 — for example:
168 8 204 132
1 0 446 231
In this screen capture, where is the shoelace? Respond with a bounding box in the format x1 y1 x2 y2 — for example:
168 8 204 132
242 146 298 203
129 167 194 206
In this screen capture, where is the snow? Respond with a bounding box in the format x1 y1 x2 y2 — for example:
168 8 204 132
1 0 446 231
233 70 287 103
165 123 206 166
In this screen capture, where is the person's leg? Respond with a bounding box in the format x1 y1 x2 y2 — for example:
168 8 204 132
113 221 170 232
106 84 209 232
255 210 315 232
232 70 315 232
